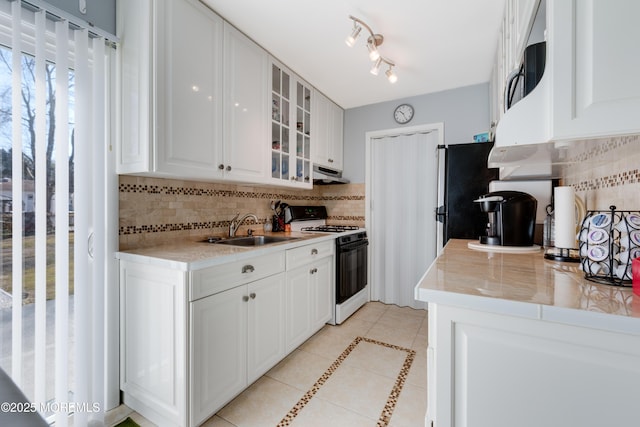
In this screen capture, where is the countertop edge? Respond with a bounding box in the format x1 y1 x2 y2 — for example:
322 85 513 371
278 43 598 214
414 239 640 336
115 230 359 270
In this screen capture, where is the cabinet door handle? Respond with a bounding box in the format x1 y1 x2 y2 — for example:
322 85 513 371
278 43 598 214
310 267 318 274
226 165 232 172
328 158 334 163
250 293 256 299
242 295 249 302
242 265 255 274
311 248 318 255
218 164 224 170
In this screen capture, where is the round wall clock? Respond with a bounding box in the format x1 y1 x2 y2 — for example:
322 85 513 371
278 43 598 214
393 103 414 124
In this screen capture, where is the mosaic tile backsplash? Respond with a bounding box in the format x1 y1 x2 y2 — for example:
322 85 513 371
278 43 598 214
562 135 640 212
119 176 365 250
119 136 637 250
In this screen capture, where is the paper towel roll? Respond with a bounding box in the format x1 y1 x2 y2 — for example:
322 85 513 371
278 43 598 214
555 186 576 249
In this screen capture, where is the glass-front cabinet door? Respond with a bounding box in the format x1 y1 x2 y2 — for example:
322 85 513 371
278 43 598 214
294 81 311 185
271 62 291 182
270 58 312 188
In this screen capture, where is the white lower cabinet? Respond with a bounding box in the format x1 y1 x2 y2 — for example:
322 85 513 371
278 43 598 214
120 239 337 426
310 257 332 329
190 273 285 427
285 241 334 353
120 261 188 427
428 304 640 427
285 266 313 352
190 285 246 426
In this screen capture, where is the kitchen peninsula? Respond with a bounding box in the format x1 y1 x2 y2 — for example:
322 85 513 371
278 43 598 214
415 239 640 427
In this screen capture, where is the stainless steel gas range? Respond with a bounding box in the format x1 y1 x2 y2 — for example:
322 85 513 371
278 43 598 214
285 206 368 324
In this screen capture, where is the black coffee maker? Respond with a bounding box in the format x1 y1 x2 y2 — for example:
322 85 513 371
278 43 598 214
474 191 537 246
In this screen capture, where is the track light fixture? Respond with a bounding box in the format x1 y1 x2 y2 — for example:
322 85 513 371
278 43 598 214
345 15 397 83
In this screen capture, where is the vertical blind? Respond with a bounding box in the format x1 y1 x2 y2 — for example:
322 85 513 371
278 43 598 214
1 0 113 425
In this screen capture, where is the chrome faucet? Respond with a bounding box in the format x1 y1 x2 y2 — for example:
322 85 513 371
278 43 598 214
228 213 258 237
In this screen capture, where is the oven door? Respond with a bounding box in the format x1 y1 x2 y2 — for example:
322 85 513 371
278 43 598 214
336 239 368 304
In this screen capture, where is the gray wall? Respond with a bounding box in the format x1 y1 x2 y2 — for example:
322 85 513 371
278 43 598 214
343 83 490 183
44 0 115 35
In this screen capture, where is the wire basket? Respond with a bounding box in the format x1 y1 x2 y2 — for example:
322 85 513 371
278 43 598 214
578 206 640 287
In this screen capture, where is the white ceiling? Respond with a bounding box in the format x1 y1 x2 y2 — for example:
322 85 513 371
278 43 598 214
200 0 506 109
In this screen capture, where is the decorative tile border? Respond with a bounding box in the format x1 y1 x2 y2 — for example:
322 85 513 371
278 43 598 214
119 182 365 201
564 135 640 193
327 215 365 222
118 217 366 235
572 169 640 192
566 135 639 163
119 219 265 235
276 336 416 427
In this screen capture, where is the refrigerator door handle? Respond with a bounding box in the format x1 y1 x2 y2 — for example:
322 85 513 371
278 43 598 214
435 205 447 223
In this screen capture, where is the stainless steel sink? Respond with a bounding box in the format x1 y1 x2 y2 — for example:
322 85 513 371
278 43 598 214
213 235 300 247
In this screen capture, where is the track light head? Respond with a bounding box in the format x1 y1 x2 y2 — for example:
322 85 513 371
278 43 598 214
386 66 398 84
345 25 362 47
367 41 380 61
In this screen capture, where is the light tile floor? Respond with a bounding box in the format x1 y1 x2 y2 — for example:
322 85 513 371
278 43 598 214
107 302 428 427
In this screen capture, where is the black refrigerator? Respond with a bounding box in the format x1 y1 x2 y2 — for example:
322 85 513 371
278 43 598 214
436 142 499 246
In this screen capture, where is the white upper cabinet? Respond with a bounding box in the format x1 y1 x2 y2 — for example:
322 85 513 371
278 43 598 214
312 90 344 171
119 0 311 187
494 0 640 148
489 0 539 130
117 0 152 173
118 0 224 178
551 0 640 140
513 0 539 70
156 0 224 178
269 59 313 189
222 23 269 182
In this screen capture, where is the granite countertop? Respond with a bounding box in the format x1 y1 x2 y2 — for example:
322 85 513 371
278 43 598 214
415 239 640 335
116 230 355 271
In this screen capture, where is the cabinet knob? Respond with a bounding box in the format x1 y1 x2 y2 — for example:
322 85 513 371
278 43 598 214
226 165 232 172
311 248 318 255
242 265 255 274
310 267 318 274
328 158 334 163
242 295 249 302
218 164 224 170
250 293 256 299
290 176 296 181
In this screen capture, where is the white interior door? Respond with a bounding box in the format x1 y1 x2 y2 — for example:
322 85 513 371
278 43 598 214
366 124 442 309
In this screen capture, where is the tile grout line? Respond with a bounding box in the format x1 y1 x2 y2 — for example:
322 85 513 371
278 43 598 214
276 336 416 427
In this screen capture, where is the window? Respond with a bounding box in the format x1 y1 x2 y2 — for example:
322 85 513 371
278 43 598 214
0 39 76 417
0 1 116 425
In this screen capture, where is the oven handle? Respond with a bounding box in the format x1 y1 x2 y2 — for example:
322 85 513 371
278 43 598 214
337 239 369 252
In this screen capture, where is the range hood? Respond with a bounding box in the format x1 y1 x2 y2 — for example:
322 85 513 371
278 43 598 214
488 138 613 180
313 165 349 185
